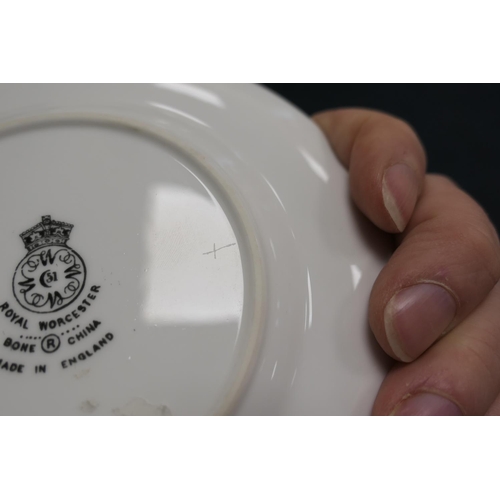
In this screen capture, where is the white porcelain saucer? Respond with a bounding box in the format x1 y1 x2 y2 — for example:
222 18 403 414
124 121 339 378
0 84 391 415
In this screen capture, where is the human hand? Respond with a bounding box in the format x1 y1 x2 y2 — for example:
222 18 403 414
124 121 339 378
314 109 500 415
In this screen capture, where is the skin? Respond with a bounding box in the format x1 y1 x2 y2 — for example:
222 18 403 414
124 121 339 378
314 108 500 416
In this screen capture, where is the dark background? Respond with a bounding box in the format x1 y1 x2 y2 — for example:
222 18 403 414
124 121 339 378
263 84 500 231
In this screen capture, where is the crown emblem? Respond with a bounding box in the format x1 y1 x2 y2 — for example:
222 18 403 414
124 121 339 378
20 215 74 253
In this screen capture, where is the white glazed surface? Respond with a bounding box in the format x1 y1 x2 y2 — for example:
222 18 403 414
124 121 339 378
0 84 391 415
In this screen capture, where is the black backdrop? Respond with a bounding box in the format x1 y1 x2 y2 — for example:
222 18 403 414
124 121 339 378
263 84 500 232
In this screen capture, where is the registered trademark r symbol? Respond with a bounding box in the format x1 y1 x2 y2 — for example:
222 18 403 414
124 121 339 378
41 334 61 354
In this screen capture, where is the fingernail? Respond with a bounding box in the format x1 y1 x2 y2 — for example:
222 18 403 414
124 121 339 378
385 283 457 362
382 163 419 231
393 393 463 416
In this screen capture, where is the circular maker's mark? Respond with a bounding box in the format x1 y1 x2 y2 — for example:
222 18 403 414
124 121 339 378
12 216 86 314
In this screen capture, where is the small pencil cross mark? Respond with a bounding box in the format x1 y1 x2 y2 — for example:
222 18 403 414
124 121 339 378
203 243 236 259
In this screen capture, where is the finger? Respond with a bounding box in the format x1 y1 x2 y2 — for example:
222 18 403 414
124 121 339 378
313 108 427 233
372 281 500 416
370 174 500 362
